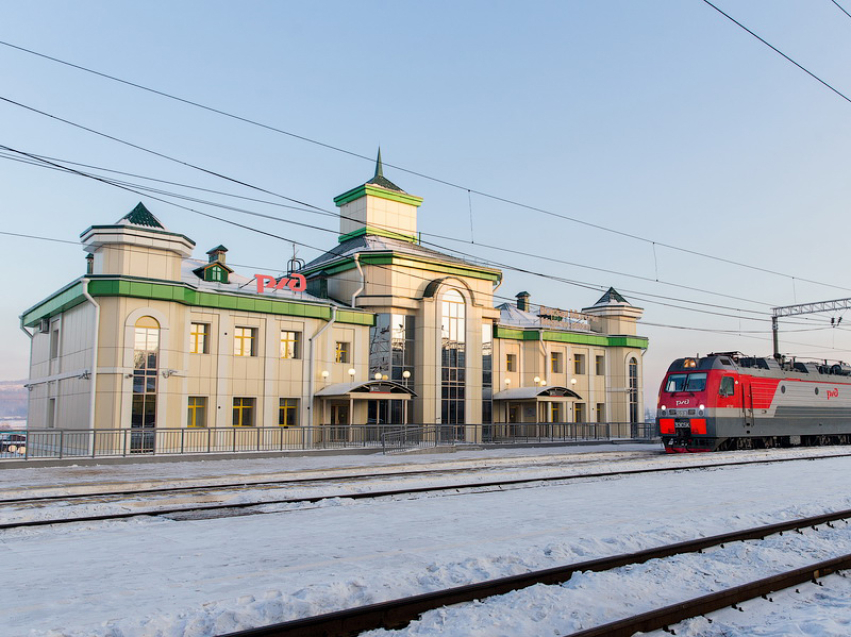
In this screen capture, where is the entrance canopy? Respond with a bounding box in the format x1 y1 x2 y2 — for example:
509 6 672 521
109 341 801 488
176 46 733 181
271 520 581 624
315 380 417 400
492 386 582 401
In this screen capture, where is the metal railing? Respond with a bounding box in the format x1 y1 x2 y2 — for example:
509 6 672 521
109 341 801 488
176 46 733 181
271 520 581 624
0 421 658 461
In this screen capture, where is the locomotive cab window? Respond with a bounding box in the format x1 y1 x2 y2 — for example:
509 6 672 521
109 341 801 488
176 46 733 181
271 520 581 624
719 376 735 397
666 372 707 392
666 374 687 392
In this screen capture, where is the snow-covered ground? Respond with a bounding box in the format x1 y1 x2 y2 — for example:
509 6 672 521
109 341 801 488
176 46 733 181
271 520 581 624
4 443 851 637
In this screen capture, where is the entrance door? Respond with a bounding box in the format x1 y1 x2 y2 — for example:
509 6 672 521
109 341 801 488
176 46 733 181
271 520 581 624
329 403 349 442
508 404 519 423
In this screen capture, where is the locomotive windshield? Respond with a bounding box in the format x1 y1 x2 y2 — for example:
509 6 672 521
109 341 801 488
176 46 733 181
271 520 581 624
665 372 707 392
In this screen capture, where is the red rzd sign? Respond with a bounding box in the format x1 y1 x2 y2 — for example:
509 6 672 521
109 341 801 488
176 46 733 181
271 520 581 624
254 273 307 294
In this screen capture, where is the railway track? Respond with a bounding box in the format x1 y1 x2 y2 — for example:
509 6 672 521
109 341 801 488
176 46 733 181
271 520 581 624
216 509 851 637
5 448 850 506
4 451 851 531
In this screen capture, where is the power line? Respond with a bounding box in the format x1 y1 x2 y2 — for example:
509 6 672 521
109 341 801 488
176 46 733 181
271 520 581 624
0 145 779 318
701 0 851 106
6 143 842 336
0 142 832 324
2 39 851 295
830 0 851 21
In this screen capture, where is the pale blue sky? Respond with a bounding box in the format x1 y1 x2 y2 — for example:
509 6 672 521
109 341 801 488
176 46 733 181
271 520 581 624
4 1 851 403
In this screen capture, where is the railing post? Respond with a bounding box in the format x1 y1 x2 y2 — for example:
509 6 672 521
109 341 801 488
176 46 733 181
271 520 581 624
59 430 64 459
180 428 185 454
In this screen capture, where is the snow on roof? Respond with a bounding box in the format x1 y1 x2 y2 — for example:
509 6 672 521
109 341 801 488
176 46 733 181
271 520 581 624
498 303 592 333
180 258 333 304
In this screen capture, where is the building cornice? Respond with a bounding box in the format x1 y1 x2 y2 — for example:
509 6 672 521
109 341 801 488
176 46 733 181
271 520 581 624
333 184 423 208
21 277 373 328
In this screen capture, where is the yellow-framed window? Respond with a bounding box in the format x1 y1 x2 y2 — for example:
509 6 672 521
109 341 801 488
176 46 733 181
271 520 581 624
281 331 301 359
335 341 350 364
233 397 255 427
550 352 562 374
574 354 586 375
188 396 207 427
506 353 517 372
190 323 209 354
279 398 298 427
234 327 255 357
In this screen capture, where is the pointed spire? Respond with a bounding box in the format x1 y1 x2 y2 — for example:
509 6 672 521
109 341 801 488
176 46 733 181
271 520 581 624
374 147 384 180
365 148 404 192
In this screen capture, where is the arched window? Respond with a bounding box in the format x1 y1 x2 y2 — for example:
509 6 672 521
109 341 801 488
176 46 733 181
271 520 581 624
132 317 159 450
628 357 639 424
441 289 466 425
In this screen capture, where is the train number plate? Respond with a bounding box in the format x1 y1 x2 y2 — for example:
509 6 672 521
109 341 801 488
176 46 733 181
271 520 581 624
675 419 690 428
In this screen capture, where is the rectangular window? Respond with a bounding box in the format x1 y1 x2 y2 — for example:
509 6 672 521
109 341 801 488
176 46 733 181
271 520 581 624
188 397 207 428
47 398 56 429
506 353 517 372
549 402 561 422
550 352 563 374
279 398 298 427
574 354 586 375
575 402 586 423
280 331 301 359
233 397 255 427
190 323 209 354
596 403 605 423
595 355 605 376
234 327 256 357
335 341 350 364
50 326 60 359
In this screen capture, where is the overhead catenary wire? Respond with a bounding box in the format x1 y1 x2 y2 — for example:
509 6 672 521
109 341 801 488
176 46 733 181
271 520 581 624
1 39 850 296
0 143 832 326
0 144 809 326
3 149 840 342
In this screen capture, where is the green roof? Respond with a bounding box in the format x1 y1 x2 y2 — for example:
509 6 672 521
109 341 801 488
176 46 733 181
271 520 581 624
595 287 629 304
120 203 164 229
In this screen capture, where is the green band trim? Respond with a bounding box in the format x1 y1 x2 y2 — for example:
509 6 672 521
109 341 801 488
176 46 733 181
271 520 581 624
303 253 501 283
338 226 417 244
333 184 423 208
22 278 373 327
494 325 648 348
21 281 88 327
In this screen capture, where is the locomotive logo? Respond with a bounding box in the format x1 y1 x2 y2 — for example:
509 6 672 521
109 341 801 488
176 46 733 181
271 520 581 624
828 388 840 400
675 400 690 406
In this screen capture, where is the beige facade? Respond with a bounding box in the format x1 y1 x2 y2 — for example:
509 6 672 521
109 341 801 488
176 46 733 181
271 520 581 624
22 163 648 448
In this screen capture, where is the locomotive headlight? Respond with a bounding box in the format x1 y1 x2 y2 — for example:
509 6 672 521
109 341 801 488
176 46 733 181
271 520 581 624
660 405 667 411
699 404 705 415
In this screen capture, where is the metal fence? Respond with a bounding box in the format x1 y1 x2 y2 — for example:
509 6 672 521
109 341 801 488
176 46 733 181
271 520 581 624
0 421 658 461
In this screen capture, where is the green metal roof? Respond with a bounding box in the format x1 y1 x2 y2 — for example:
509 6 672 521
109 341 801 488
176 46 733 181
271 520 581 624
120 202 164 229
595 287 629 304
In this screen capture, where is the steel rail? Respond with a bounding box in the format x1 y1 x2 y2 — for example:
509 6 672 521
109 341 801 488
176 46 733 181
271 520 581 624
0 449 661 503
215 510 851 637
565 553 851 637
3 452 850 530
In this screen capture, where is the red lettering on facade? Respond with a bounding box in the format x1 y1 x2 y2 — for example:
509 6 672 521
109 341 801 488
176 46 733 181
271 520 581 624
254 273 307 294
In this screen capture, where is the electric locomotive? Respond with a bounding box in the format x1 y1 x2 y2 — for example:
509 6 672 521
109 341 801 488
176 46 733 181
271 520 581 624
656 352 851 452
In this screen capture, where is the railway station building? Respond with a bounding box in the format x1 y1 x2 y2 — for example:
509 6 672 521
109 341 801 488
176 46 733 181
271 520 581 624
21 158 649 451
